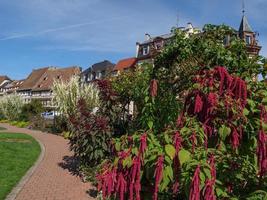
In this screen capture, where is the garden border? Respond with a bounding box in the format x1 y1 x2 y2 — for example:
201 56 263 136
3 130 45 200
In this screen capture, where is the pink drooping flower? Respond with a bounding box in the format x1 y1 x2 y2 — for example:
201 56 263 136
189 165 201 200
230 77 247 108
129 156 142 200
150 79 158 97
97 166 117 200
139 133 147 159
231 127 240 150
177 112 185 128
174 131 183 155
203 180 216 200
194 94 203 114
153 155 164 200
207 92 218 113
209 154 216 181
214 66 232 95
203 154 216 200
257 129 267 177
116 172 127 200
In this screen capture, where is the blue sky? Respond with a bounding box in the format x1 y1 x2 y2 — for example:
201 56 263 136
0 0 266 80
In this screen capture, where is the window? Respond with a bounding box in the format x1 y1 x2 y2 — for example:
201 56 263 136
246 35 251 45
223 35 230 46
142 45 149 55
154 41 163 49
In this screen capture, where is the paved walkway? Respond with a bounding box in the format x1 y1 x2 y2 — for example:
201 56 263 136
0 123 95 200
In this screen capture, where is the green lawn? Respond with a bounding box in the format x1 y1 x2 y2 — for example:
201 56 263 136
0 133 41 200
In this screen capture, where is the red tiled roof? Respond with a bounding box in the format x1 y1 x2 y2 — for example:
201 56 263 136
18 67 49 90
114 57 137 71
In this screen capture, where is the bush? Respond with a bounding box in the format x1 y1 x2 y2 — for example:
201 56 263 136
69 99 112 166
53 76 100 119
97 67 267 200
0 94 23 121
19 99 44 121
10 121 29 128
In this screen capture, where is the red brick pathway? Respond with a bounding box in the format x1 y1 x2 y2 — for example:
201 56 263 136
0 123 95 200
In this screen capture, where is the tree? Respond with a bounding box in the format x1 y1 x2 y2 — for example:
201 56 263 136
96 24 267 200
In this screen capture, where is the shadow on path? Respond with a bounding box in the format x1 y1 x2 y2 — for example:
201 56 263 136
58 155 80 176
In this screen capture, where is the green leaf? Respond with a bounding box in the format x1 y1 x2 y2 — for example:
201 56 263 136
147 121 153 129
178 149 191 165
165 165 173 181
115 142 121 151
243 108 249 116
219 125 231 141
165 144 176 160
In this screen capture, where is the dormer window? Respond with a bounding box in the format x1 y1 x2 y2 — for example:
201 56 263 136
245 35 251 45
154 41 163 50
143 45 149 55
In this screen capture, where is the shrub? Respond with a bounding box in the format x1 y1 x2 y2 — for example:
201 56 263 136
10 121 29 128
53 76 100 118
69 99 112 166
97 67 267 200
0 94 23 121
19 99 44 121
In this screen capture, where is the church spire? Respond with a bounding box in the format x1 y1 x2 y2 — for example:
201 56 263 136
238 0 261 56
239 0 253 33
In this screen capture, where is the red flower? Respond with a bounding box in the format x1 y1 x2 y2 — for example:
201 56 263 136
174 131 183 155
207 92 217 111
129 156 142 200
203 154 216 200
116 172 127 200
231 127 240 150
189 165 201 200
97 166 117 200
139 133 147 159
257 129 267 177
153 155 164 200
194 93 203 114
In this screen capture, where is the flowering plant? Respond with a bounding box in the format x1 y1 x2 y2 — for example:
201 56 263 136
97 67 267 199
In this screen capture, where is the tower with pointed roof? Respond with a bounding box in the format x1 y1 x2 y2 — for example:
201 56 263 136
238 4 261 56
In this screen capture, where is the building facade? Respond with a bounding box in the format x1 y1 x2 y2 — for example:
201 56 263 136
81 60 115 83
17 66 81 108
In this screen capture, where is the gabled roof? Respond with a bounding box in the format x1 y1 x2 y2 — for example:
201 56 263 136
139 33 174 45
0 76 11 85
18 67 49 91
5 80 24 89
92 60 115 72
114 57 137 71
32 66 81 91
239 15 253 33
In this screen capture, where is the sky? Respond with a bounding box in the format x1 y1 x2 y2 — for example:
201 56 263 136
0 0 266 80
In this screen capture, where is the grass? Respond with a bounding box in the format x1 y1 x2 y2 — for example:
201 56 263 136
0 133 41 200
